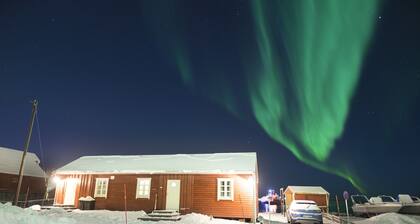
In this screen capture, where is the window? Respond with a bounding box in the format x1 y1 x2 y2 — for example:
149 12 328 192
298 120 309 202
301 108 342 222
94 178 109 198
136 178 151 199
217 178 234 201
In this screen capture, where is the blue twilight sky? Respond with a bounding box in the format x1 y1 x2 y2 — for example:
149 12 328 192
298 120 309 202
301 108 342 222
0 0 419 197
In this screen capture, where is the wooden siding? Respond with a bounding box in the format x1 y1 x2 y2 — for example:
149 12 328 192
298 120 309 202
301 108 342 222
0 172 46 201
192 174 255 219
54 173 256 219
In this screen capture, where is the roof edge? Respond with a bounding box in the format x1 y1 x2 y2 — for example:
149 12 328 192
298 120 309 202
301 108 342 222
53 170 256 175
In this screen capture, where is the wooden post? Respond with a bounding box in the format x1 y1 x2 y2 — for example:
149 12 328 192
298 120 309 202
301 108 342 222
14 100 38 206
154 193 158 210
335 195 341 216
124 184 128 224
24 186 30 208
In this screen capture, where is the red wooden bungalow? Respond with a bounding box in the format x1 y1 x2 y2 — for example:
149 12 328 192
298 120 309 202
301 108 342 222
0 147 47 203
53 152 258 220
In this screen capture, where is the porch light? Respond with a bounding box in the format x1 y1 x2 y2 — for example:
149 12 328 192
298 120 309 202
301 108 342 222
53 176 61 184
247 176 254 187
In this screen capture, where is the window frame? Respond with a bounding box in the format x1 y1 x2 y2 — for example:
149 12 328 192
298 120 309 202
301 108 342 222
217 178 234 201
94 178 109 198
136 177 152 199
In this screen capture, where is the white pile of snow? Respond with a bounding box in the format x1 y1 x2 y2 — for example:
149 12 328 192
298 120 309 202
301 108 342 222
0 203 243 224
0 203 75 224
354 212 420 224
181 213 243 224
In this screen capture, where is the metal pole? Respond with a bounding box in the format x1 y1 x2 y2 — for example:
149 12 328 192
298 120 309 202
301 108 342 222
345 199 349 220
14 100 38 206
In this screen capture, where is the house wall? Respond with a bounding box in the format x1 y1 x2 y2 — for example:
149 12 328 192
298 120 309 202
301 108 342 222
192 174 255 219
0 172 46 202
54 173 256 219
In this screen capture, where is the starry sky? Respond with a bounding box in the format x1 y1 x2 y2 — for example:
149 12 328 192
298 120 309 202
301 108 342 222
1 0 419 197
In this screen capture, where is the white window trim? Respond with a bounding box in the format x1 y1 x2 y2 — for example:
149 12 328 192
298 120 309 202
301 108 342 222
217 178 234 201
136 178 152 199
94 178 109 198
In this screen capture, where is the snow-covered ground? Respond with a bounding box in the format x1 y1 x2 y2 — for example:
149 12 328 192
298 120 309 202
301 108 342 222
353 212 420 224
258 212 335 224
0 203 244 224
257 212 420 224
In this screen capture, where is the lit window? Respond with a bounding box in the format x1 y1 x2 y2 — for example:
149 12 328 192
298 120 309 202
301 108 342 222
136 178 151 199
217 178 234 201
94 178 109 198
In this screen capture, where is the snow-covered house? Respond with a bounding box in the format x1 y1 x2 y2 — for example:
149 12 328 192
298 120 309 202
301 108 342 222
53 152 258 221
0 147 47 202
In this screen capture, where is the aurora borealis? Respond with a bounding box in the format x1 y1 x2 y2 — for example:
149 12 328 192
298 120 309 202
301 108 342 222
156 0 380 191
247 1 379 191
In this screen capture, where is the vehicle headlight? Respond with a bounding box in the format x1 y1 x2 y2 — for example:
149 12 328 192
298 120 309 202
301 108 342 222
290 211 299 217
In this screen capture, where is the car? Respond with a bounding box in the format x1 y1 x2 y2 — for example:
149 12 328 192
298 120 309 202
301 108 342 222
287 200 323 224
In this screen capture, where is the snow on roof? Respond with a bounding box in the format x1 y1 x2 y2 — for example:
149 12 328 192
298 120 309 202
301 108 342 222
0 147 46 178
285 186 329 195
54 152 257 175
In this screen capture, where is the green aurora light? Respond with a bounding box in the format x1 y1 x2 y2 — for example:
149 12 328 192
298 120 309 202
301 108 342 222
247 0 379 191
148 0 380 192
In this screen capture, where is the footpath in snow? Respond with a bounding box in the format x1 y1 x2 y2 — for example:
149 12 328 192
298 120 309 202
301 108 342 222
0 203 244 224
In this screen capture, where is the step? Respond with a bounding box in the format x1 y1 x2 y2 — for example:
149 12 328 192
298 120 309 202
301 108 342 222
138 216 181 221
148 212 180 217
151 210 178 214
47 205 76 209
42 205 76 212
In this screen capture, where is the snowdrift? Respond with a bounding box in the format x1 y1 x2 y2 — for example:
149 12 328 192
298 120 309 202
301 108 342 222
354 212 420 224
0 202 243 224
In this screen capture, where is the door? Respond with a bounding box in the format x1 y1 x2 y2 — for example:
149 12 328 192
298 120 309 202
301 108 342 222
165 179 181 211
63 178 78 205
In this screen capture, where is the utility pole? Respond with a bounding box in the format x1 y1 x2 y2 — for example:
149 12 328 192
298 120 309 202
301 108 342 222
14 100 38 206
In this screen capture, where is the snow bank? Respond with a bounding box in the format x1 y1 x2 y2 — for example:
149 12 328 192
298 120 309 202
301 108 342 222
0 203 243 224
0 203 75 224
354 212 420 224
181 213 243 224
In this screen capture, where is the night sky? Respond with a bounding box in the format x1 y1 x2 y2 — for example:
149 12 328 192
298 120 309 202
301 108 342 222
1 0 419 197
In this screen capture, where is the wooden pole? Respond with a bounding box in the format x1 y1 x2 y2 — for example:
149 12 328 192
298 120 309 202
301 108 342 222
154 193 158 210
42 177 49 206
335 195 341 216
124 184 128 224
14 100 38 206
24 186 30 208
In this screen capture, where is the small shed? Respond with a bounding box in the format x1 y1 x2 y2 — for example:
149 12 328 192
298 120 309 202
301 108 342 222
284 186 329 212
